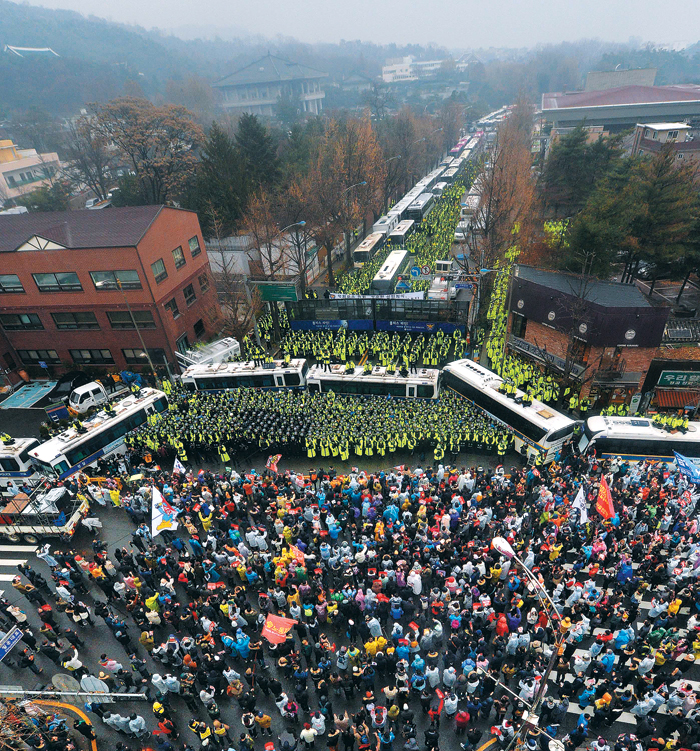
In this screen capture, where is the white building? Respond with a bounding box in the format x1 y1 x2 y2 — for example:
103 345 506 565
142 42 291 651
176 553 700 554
0 140 61 203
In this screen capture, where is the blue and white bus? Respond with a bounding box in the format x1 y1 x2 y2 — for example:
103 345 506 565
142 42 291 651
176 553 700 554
0 438 42 497
181 359 308 393
29 388 168 479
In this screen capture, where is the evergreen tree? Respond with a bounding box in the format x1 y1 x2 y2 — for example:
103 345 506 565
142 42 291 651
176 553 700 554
190 122 248 237
235 113 281 189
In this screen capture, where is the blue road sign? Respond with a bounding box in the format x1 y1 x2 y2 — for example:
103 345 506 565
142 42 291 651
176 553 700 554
410 267 421 278
455 283 474 290
0 626 23 662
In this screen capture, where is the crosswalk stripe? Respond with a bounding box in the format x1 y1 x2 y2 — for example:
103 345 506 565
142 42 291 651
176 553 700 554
0 573 20 581
0 545 38 553
0 559 31 567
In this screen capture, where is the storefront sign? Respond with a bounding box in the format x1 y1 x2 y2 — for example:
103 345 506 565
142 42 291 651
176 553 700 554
290 319 374 331
509 335 586 378
657 370 700 388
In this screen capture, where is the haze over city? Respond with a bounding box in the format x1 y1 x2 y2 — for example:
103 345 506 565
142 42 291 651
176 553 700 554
18 0 700 47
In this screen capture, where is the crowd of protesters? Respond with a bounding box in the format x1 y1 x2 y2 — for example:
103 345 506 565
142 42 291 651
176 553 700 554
3 443 700 751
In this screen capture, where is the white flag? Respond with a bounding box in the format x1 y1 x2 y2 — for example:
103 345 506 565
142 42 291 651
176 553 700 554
173 458 186 475
151 486 179 537
572 485 588 524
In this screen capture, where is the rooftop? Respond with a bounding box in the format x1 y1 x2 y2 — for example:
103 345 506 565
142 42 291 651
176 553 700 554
542 84 700 111
639 122 691 130
516 265 653 308
213 54 327 89
0 205 166 253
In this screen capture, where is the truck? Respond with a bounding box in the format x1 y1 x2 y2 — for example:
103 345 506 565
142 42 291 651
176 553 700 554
67 378 131 414
0 485 89 544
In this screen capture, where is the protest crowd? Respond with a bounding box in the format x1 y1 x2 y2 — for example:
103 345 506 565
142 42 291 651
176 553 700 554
3 436 700 751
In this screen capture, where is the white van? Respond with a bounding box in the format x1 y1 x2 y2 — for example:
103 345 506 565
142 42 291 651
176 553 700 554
68 380 129 414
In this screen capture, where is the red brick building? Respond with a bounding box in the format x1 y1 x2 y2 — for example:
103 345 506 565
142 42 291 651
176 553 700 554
0 206 221 379
507 266 669 408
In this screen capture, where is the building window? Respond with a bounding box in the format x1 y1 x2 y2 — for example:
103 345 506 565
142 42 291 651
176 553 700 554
511 314 527 339
183 283 196 306
151 258 168 284
4 352 16 369
164 298 180 319
70 349 114 364
18 349 60 365
189 236 201 258
176 334 190 354
51 312 99 330
90 270 142 290
172 245 186 269
0 274 24 294
122 348 166 365
669 130 679 140
106 310 156 329
0 313 43 331
32 272 82 292
194 319 205 338
678 153 685 159
198 273 210 293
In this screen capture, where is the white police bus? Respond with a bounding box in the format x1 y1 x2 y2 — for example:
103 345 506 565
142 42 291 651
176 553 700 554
307 364 440 399
580 416 700 464
181 359 309 392
29 388 168 479
0 438 42 497
353 232 385 269
442 359 578 463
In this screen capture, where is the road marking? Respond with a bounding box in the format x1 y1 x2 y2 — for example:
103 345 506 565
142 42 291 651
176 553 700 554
0 545 39 553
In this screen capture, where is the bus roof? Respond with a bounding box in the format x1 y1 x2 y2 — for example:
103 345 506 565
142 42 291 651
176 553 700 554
389 220 415 236
0 438 39 457
587 415 700 440
308 364 440 385
30 388 166 462
444 359 576 432
355 232 384 252
374 250 408 282
182 358 307 381
408 193 434 210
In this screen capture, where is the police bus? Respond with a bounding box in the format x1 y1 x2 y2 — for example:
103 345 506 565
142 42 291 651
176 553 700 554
371 250 410 293
307 364 440 399
181 359 309 392
29 388 168 480
353 232 385 269
442 360 578 464
0 438 42 498
406 193 435 223
579 416 700 464
387 220 416 249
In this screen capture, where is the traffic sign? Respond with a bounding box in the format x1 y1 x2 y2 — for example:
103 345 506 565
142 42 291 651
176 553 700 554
396 281 411 291
410 267 421 278
38 361 48 369
0 626 23 663
421 265 431 275
455 283 474 290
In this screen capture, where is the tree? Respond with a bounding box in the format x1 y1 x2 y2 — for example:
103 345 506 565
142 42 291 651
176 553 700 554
62 116 115 201
275 90 302 127
541 123 622 215
188 122 248 237
164 75 216 122
204 205 263 344
14 182 70 212
90 97 203 205
277 180 313 295
235 113 281 189
362 81 394 121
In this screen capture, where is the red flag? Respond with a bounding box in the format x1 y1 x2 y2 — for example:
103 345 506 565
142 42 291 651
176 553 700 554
261 614 297 644
289 545 305 565
266 454 282 473
596 477 615 519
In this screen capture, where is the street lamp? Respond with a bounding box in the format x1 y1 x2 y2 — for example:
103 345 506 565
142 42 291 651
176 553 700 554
95 278 158 381
341 181 367 197
245 221 307 349
491 537 564 747
340 183 367 268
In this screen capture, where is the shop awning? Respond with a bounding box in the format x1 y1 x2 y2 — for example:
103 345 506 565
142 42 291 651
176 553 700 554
655 388 700 409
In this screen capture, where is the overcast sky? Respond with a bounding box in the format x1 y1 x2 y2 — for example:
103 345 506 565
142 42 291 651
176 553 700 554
22 0 700 48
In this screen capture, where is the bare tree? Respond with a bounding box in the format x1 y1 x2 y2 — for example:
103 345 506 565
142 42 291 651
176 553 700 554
62 116 115 201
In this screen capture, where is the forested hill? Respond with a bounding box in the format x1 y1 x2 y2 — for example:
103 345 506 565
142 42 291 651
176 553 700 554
0 0 208 114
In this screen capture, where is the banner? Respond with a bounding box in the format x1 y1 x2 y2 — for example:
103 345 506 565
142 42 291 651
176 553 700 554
152 486 179 537
289 545 305 565
173 458 186 475
266 454 282 473
674 451 700 484
572 485 588 524
262 614 297 644
596 477 615 520
329 292 425 300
